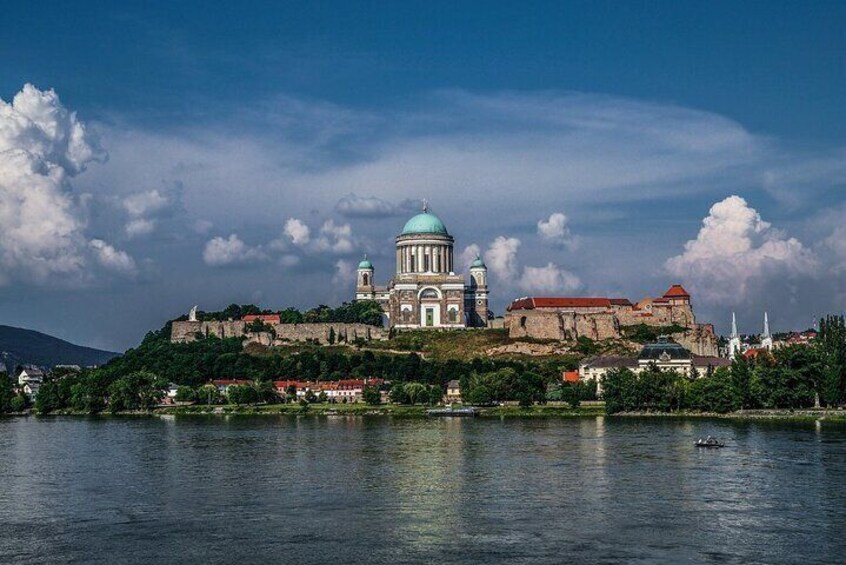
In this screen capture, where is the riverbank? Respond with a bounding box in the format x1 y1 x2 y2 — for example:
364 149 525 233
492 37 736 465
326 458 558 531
8 403 846 421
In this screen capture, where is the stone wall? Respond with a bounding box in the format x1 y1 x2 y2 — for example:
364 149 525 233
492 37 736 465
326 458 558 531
171 320 384 346
274 323 384 344
504 305 718 356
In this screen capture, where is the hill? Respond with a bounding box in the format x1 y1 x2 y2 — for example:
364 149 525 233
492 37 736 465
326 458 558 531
0 325 119 371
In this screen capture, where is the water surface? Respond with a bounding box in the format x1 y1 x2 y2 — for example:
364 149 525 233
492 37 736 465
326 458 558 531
1 416 844 564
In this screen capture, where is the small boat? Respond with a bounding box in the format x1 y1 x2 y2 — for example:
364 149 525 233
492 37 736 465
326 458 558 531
427 407 477 417
695 437 725 448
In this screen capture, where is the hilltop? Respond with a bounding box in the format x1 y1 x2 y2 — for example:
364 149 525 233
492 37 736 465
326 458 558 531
0 325 119 371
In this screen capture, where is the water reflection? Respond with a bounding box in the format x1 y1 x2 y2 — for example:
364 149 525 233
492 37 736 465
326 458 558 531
0 416 844 564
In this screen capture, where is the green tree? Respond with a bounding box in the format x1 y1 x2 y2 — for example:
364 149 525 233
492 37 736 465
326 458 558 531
175 386 196 402
362 386 381 405
389 383 409 404
817 315 846 406
228 384 260 405
0 374 14 413
686 368 740 413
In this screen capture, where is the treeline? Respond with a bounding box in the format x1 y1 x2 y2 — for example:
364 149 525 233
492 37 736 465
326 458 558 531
23 321 570 414
604 315 846 414
192 301 385 327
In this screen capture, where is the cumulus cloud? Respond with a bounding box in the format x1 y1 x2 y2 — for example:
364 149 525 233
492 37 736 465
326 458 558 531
665 195 818 303
202 234 265 266
484 236 521 281
518 262 581 293
460 244 481 270
0 83 135 284
315 219 354 254
121 188 173 238
332 259 356 287
537 212 577 249
283 218 311 246
89 239 136 275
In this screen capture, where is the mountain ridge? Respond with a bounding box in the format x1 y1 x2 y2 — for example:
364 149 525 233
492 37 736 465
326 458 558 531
0 325 119 372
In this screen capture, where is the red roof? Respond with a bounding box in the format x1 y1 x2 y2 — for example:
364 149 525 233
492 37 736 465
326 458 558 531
609 298 633 306
509 297 612 310
243 314 281 324
663 284 690 298
562 370 579 383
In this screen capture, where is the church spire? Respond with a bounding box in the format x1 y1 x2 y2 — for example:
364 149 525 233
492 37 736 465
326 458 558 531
763 312 770 338
731 312 738 338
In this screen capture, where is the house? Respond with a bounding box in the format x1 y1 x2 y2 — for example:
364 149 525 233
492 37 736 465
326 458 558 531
211 379 251 394
17 367 45 400
444 380 461 403
579 338 731 396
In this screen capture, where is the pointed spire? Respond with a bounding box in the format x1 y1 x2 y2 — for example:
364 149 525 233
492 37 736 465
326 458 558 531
763 312 770 338
731 312 738 338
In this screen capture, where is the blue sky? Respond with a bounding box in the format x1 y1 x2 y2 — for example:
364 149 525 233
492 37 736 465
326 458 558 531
1 1 845 350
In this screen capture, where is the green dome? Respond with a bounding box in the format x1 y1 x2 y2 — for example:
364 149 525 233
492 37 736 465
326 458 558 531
401 211 449 236
471 255 486 269
358 257 373 269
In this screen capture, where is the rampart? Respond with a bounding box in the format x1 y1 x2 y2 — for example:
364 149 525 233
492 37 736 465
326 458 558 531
171 320 384 346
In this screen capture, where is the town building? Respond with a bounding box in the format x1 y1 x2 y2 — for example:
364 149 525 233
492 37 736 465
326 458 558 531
355 203 489 329
505 285 718 356
444 380 462 403
578 338 731 395
17 367 44 400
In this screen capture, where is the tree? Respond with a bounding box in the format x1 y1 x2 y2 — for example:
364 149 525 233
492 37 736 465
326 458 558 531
228 385 260 405
362 386 381 405
466 384 493 406
108 371 168 412
817 315 846 406
317 391 329 403
602 368 638 414
389 383 409 404
428 385 443 406
686 368 740 413
175 386 196 402
0 374 14 413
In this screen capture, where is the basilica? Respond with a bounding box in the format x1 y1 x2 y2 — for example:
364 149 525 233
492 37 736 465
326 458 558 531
355 205 489 329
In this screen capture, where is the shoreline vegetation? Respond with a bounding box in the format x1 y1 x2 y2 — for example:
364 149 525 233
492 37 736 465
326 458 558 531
3 305 845 423
5 403 846 423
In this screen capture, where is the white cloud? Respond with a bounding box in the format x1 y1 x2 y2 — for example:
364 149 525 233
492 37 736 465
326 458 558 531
332 259 356 287
315 219 354 254
518 263 581 293
537 212 576 249
283 218 311 246
202 234 265 266
125 218 155 238
460 244 481 270
121 188 173 238
89 239 136 275
484 236 521 281
665 195 818 303
0 84 107 284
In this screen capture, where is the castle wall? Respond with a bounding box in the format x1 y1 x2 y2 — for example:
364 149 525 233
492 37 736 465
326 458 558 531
505 303 718 356
171 321 384 345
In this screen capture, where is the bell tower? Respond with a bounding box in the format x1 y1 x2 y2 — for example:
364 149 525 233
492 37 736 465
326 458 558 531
356 255 375 300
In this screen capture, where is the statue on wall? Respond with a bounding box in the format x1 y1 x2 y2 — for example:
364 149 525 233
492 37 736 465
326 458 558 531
189 305 198 322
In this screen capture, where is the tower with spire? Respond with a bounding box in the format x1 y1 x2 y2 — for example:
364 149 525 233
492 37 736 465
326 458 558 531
761 312 773 351
728 312 742 358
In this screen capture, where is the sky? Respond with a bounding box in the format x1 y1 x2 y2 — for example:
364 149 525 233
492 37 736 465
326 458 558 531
1 1 845 351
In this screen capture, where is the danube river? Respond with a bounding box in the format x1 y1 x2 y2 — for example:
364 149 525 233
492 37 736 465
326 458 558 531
1 416 844 564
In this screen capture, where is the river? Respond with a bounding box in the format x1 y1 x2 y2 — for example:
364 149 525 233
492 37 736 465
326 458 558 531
1 416 844 564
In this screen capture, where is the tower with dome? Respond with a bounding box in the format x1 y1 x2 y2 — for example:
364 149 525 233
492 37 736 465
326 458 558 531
355 203 489 328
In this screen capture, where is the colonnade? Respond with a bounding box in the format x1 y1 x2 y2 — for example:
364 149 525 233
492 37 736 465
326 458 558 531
396 243 453 274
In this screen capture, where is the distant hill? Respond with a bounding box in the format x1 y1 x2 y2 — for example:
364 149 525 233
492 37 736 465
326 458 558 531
0 325 119 372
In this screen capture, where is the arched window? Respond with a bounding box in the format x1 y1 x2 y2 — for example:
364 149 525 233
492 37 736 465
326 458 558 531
448 308 458 322
420 288 439 299
362 274 369 286
520 316 527 328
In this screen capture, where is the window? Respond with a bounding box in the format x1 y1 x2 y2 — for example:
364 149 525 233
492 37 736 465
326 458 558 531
362 274 369 286
520 316 527 328
448 308 458 323
420 288 439 299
